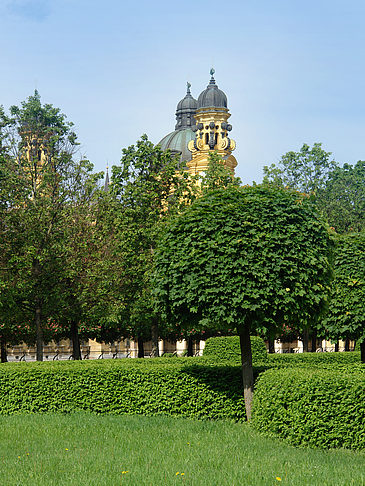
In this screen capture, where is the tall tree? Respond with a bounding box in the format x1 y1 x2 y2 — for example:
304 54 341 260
263 143 338 194
0 91 89 360
320 161 365 234
153 185 334 419
318 232 365 362
263 144 365 234
101 135 197 357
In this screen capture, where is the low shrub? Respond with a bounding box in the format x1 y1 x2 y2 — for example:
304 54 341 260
252 367 365 450
267 351 363 372
203 336 268 363
0 359 246 420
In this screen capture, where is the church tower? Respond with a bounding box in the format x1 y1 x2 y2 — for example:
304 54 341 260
158 83 197 164
187 69 237 176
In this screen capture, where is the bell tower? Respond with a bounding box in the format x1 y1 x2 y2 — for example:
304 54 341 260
187 69 237 176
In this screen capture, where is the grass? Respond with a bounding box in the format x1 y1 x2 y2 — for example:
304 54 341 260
0 414 363 486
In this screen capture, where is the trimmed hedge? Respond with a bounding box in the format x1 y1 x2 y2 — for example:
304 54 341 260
203 336 268 363
252 367 365 450
0 359 246 420
266 351 363 372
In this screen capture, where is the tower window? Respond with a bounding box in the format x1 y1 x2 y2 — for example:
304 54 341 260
205 133 209 145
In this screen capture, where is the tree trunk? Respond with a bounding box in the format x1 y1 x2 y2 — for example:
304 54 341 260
70 320 81 360
268 337 275 354
360 342 365 363
344 338 350 352
137 337 144 358
187 335 194 357
0 337 7 363
302 328 309 352
35 303 43 361
311 330 317 352
32 259 43 361
150 322 159 358
239 325 254 421
335 342 339 352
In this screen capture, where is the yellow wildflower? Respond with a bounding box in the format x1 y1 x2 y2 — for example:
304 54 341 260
276 478 282 481
176 472 180 475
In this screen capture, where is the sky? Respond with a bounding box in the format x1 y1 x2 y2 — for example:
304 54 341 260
1 0 365 183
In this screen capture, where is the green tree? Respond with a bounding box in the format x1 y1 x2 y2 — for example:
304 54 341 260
320 161 365 233
318 232 365 361
0 91 92 360
100 135 197 357
263 144 365 234
49 160 104 359
263 143 338 194
200 151 241 193
153 185 334 419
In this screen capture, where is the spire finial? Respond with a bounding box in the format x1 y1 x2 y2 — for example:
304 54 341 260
187 81 191 94
104 164 110 192
209 68 216 86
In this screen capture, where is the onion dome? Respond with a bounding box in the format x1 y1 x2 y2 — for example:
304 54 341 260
175 82 198 130
197 68 227 110
158 83 197 162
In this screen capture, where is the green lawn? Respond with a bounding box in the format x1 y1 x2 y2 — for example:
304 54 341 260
0 414 363 485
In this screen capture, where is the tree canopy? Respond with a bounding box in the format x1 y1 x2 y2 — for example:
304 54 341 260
263 143 365 234
153 184 334 417
0 91 102 360
319 232 365 361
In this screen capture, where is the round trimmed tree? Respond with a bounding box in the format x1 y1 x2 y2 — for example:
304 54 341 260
153 185 334 419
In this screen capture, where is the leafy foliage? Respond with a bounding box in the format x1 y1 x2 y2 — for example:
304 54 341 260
0 91 102 359
153 185 334 336
203 336 268 363
200 151 241 193
318 232 365 347
98 135 198 349
263 143 365 233
0 359 246 421
320 161 365 233
252 367 365 450
263 143 337 194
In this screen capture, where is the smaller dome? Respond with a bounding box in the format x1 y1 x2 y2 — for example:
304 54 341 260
175 82 198 130
158 128 195 163
197 69 227 110
177 83 198 111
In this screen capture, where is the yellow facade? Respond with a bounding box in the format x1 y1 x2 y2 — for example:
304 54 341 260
187 107 237 176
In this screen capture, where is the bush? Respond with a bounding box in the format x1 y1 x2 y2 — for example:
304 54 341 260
203 336 268 363
252 367 365 450
0 358 246 420
267 351 363 371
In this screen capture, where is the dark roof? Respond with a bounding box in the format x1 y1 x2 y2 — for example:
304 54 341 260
158 128 195 162
175 82 198 130
197 69 227 110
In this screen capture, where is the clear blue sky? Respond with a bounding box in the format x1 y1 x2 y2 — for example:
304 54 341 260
1 0 365 183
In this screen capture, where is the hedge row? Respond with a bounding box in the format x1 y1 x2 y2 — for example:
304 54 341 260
251 368 365 450
267 351 363 372
0 359 246 420
203 336 268 362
